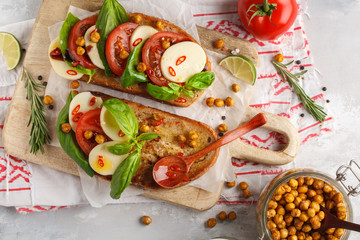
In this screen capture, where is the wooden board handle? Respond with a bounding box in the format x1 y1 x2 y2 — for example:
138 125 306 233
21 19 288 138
229 107 300 165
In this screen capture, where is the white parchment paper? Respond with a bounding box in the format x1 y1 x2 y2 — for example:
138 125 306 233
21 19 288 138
45 0 252 206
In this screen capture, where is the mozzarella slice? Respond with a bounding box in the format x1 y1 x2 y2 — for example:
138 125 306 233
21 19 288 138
129 25 158 50
84 26 104 69
69 92 103 130
100 107 130 142
48 37 84 80
89 141 129 175
160 41 206 83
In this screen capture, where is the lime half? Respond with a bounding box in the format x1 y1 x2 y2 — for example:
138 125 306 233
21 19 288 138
219 55 257 85
0 32 22 70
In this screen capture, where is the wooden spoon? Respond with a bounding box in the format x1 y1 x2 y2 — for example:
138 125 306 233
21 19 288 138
318 205 360 233
152 113 267 188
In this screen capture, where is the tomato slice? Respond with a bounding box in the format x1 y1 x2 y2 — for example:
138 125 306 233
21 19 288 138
142 31 191 87
68 14 98 69
105 22 139 76
75 108 109 155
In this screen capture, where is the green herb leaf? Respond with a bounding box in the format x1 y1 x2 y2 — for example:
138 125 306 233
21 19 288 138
168 82 182 92
182 88 195 98
96 0 128 76
56 91 94 176
120 40 148 88
59 12 79 55
137 133 160 141
107 143 133 155
146 83 180 101
102 98 139 138
184 71 215 91
110 149 141 199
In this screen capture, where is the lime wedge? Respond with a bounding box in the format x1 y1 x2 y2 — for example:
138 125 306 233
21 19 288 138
219 55 257 85
0 32 22 70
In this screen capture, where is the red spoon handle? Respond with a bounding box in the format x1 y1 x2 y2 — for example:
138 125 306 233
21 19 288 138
183 113 267 166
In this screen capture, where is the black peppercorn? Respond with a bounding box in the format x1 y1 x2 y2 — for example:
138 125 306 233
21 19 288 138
322 87 327 91
295 60 301 65
49 105 54 110
300 113 305 117
300 66 305 70
38 75 43 80
42 81 47 86
22 48 26 52
326 99 330 103
218 132 224 137
221 116 226 120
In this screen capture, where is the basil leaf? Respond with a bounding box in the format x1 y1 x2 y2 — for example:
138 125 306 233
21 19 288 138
110 149 141 199
168 82 181 92
96 0 128 76
184 71 215 91
137 133 160 141
59 12 79 55
120 40 148 88
56 91 94 177
182 88 195 98
102 98 138 138
107 143 133 155
146 83 180 101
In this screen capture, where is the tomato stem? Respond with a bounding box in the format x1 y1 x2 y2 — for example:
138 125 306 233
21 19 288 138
246 0 277 26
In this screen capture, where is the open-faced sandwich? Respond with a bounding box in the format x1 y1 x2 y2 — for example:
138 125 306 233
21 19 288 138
57 91 219 199
48 0 214 107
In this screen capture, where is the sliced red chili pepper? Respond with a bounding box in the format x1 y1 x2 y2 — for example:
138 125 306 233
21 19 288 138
180 143 185 149
50 48 62 56
168 66 176 76
155 118 164 126
90 28 98 35
170 165 180 172
166 172 175 178
177 152 184 156
133 38 142 47
98 156 104 167
71 105 80 115
89 97 96 106
183 176 188 182
72 61 80 67
67 70 78 76
72 112 84 122
174 97 187 103
176 56 186 66
118 130 125 137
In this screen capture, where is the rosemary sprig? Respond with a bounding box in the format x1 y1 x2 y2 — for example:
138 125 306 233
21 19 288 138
21 68 51 154
272 60 327 122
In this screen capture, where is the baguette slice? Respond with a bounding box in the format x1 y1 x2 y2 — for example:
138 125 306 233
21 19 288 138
79 13 211 107
90 91 219 190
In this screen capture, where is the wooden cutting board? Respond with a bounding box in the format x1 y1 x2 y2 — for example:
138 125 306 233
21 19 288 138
2 0 299 211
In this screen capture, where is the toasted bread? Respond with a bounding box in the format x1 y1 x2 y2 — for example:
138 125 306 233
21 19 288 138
79 13 211 107
90 91 219 190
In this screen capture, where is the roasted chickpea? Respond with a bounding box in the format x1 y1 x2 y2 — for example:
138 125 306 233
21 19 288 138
312 220 321 230
266 209 276 219
276 206 285 216
43 95 54 105
297 231 306 240
238 181 248 190
299 212 309 222
313 194 324 204
325 228 336 235
95 134 105 144
225 97 234 107
267 220 277 230
61 123 71 133
329 190 338 199
323 184 333 193
218 211 227 220
90 31 100 43
278 197 286 206
142 216 152 225
294 218 304 230
305 177 314 186
140 124 150 133
272 229 281 240
305 236 313 240
206 218 216 228
84 130 93 140
285 193 295 203
288 179 298 189
307 189 317 198
232 83 241 93
217 124 228 133
75 36 85 46
243 189 251 198
119 50 129 59
297 177 305 186
284 214 293 225
274 53 284 62
273 194 282 201
177 134 187 143
302 224 312 233
318 211 325 220
290 190 299 198
277 220 286 229
228 211 237 220
312 232 321 240
72 90 79 95
214 39 224 49
332 192 343 204
298 193 307 200
133 15 142 24
136 62 146 72
327 235 339 240
76 46 85 55
188 140 197 148
294 197 302 207
280 228 288 238
307 208 316 218
298 185 308 194
285 203 296 212
313 180 324 190
268 200 278 209
288 235 298 240
315 189 323 195
334 228 344 238
161 40 170 49
70 80 80 89
206 97 215 107
337 206 347 217
226 181 236 188
276 186 286 195
188 131 198 140
310 202 320 212
214 98 224 107
283 184 292 193
155 21 163 30
291 209 301 218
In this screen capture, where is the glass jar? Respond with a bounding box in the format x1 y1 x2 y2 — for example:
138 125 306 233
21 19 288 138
257 168 353 240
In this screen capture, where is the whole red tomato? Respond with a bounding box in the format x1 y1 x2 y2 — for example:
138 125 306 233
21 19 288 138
237 0 298 40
